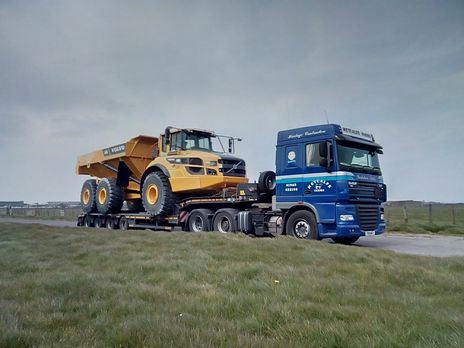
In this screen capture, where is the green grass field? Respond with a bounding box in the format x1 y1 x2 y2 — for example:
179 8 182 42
385 204 464 236
0 223 463 347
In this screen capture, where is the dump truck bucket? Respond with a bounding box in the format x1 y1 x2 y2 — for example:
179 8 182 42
76 135 159 181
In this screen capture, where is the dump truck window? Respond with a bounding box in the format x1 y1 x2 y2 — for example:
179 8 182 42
171 132 184 151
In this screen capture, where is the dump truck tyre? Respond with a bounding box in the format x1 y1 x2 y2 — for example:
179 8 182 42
142 172 176 216
96 178 124 214
81 179 98 213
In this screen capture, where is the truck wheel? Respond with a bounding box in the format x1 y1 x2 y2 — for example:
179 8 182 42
96 178 124 214
126 199 143 212
84 215 94 228
258 171 276 195
107 217 118 230
332 237 360 245
119 216 129 230
95 216 105 228
286 210 318 240
187 209 213 232
81 179 98 213
142 172 176 216
212 209 239 233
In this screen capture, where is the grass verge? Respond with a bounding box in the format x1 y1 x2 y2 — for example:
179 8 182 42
0 223 463 347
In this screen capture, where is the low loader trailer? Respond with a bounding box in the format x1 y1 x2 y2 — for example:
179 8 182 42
77 124 387 244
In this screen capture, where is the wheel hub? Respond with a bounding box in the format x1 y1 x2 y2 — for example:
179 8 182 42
193 216 204 232
294 219 310 238
218 217 231 233
82 189 90 205
98 188 107 205
147 184 159 205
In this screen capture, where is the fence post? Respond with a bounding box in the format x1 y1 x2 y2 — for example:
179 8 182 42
403 207 408 224
428 203 433 224
452 206 456 225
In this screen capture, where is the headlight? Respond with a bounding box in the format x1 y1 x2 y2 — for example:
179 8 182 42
208 161 218 166
340 214 355 222
380 214 384 221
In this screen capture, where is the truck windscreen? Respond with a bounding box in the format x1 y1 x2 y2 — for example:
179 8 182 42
181 131 230 153
337 142 382 175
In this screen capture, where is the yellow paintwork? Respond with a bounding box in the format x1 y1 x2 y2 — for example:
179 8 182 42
147 184 159 205
76 129 248 200
98 187 107 205
148 149 248 193
82 189 90 205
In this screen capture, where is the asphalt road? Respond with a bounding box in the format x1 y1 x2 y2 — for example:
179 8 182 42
1 217 463 257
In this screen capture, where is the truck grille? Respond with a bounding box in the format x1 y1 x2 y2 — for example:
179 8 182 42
219 159 246 177
357 205 379 231
349 182 386 202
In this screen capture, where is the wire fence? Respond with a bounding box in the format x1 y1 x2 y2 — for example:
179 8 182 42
385 203 463 225
0 207 82 221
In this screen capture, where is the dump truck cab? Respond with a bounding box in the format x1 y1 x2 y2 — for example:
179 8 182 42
145 127 248 195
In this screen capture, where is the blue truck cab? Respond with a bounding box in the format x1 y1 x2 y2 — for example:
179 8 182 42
275 124 386 244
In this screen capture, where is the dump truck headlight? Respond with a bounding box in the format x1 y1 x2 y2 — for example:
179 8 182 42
208 161 218 166
340 214 355 222
207 169 218 175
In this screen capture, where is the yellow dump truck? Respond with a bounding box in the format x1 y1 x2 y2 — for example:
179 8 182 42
76 127 249 216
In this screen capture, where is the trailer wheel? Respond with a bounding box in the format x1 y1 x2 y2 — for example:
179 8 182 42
212 209 239 233
81 179 98 213
187 209 213 232
84 215 94 228
119 216 129 230
126 199 143 212
142 172 176 216
107 217 118 230
258 171 276 195
331 236 360 245
96 178 124 214
95 216 106 228
286 210 318 240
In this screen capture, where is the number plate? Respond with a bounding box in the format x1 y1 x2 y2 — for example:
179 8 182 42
365 230 375 236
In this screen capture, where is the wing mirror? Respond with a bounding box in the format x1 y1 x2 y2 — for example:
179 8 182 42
318 141 332 172
164 127 171 147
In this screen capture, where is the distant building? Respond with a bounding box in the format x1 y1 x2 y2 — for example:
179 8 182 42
46 201 81 208
0 201 25 208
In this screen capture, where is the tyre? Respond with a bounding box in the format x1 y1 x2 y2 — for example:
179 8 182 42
286 210 319 240
107 217 119 230
187 209 213 232
81 179 98 213
119 216 129 230
212 209 239 233
258 171 276 195
331 236 360 245
95 216 105 228
96 178 124 214
84 215 94 228
142 172 177 216
126 199 144 212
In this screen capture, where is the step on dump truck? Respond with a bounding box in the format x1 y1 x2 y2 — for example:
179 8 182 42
77 124 386 244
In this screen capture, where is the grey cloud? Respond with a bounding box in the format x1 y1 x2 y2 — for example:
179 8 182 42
0 0 463 202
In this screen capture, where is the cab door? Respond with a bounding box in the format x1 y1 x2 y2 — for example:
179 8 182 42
276 144 304 204
303 141 336 222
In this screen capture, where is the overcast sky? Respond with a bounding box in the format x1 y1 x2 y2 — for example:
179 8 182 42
0 0 463 203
